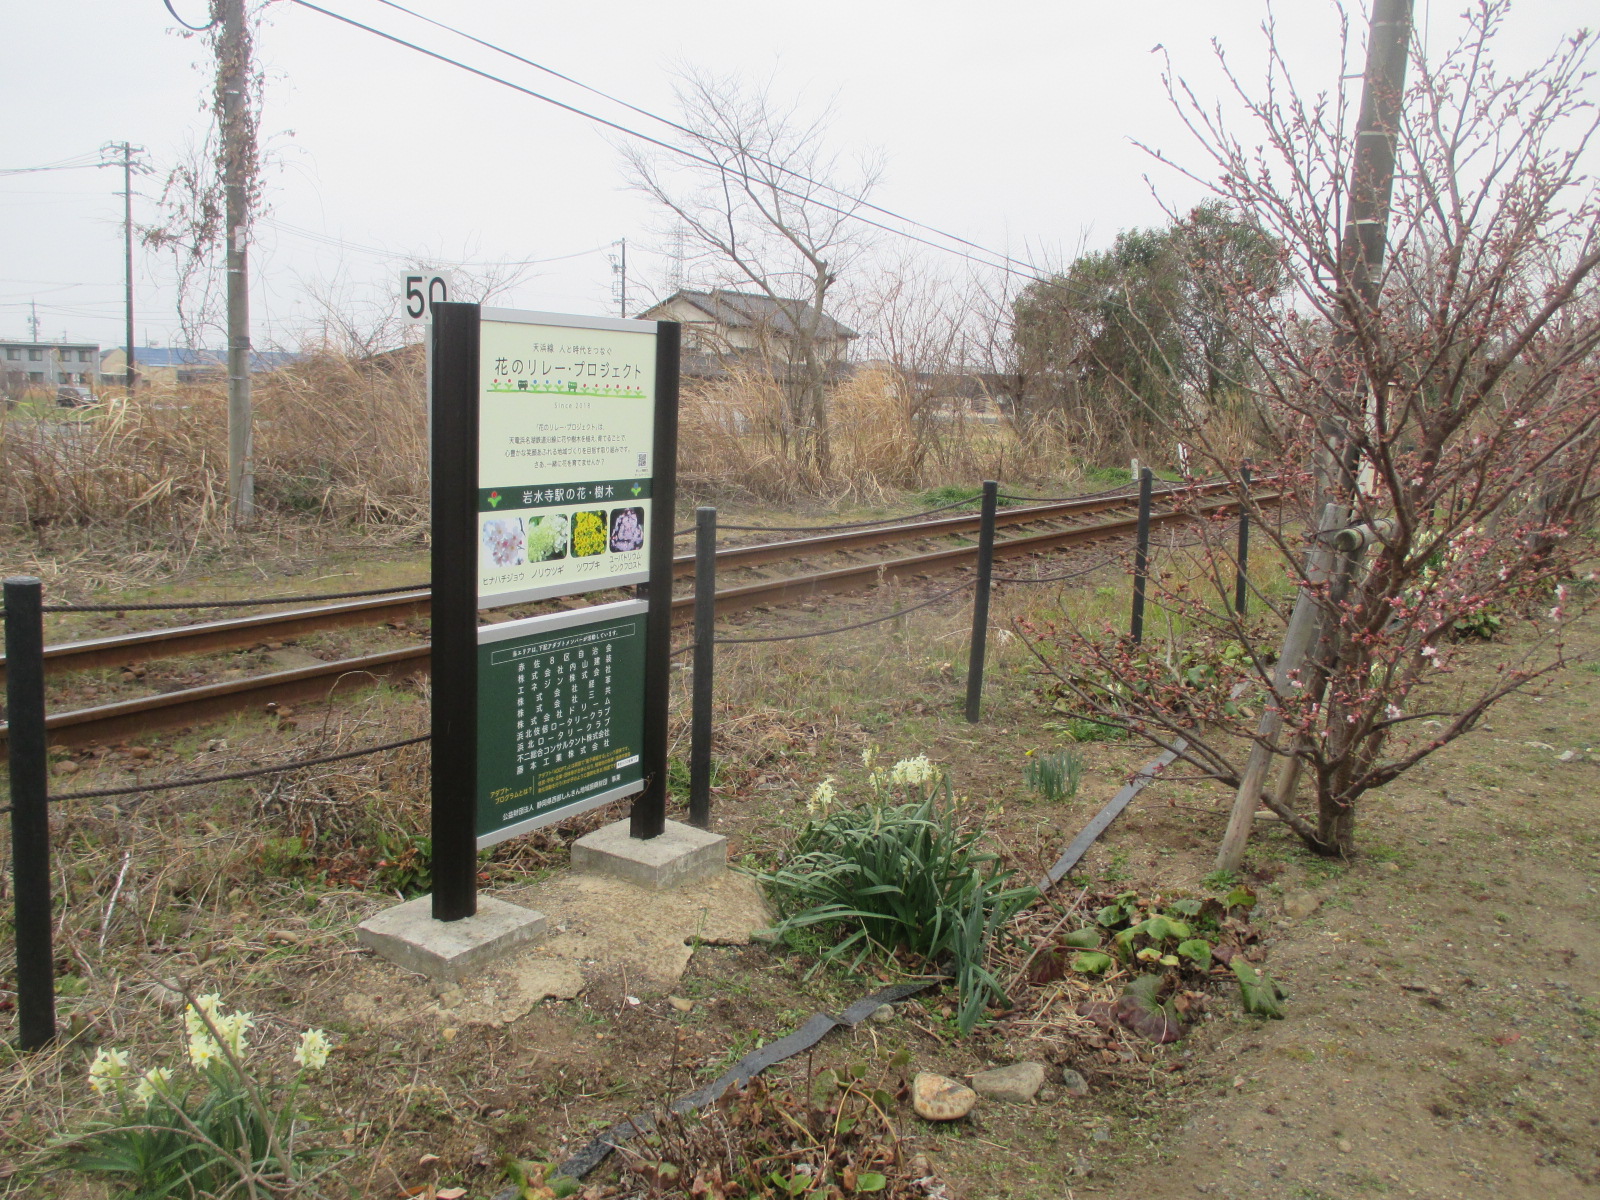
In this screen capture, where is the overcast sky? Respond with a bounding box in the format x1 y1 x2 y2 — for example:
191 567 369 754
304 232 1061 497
2 0 1590 354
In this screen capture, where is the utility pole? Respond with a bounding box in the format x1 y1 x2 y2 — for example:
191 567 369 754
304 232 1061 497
1319 0 1413 507
218 0 256 522
115 142 141 395
619 237 628 318
28 302 39 342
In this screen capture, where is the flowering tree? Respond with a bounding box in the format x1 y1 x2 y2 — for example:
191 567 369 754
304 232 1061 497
1023 3 1600 859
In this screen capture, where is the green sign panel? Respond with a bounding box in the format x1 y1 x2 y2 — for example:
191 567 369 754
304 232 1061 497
474 600 647 848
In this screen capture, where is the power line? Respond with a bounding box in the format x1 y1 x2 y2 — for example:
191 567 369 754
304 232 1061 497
262 216 614 269
367 0 1040 279
162 0 216 32
284 0 1050 284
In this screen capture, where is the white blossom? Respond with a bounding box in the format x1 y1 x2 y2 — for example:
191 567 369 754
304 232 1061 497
888 755 938 788
293 1029 332 1071
805 777 837 816
134 1067 172 1104
88 1048 130 1095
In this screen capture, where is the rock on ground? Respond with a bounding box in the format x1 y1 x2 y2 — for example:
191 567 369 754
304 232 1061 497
913 1072 978 1121
970 1061 1048 1103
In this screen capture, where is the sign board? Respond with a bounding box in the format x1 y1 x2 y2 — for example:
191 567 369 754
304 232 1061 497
476 310 659 608
402 270 455 323
475 600 646 847
427 301 680 921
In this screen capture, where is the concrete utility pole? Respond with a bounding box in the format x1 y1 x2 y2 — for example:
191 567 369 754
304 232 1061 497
218 0 256 522
115 142 141 396
1318 0 1414 506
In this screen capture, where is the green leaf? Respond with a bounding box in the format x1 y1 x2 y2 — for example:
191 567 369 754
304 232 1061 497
1096 904 1127 927
1224 886 1258 911
1232 959 1287 1018
1072 951 1113 973
1169 898 1202 916
1062 927 1102 948
856 1172 888 1192
1176 939 1213 971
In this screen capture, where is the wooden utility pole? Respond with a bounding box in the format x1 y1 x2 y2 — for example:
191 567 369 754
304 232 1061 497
218 0 256 522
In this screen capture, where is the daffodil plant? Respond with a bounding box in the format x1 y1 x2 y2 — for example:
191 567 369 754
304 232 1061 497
63 992 343 1197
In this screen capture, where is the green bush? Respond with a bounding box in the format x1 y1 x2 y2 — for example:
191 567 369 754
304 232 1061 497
760 772 1037 1033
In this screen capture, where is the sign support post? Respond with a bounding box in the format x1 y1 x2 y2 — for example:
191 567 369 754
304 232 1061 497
429 301 482 922
631 322 680 840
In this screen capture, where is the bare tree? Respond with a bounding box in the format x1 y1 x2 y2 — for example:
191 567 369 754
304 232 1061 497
621 69 883 478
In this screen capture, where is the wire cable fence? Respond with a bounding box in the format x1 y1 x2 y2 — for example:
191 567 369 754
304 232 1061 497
0 735 430 815
37 581 430 614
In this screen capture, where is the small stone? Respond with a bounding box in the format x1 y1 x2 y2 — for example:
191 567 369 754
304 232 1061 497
1337 1138 1353 1153
1037 1088 1058 1103
1557 750 1577 762
1092 1126 1110 1143
1381 862 1401 872
869 1003 895 1023
1060 1068 1092 1098
668 995 694 1013
52 759 80 775
434 985 464 1006
912 1072 977 1121
441 1027 457 1042
1284 892 1322 920
970 1061 1047 1103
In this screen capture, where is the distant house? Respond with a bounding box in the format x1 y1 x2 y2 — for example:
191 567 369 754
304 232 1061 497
99 346 301 388
638 289 858 379
1 339 98 394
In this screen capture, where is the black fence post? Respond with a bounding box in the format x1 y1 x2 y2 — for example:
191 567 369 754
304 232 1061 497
688 506 716 829
965 481 999 723
1235 462 1252 616
1130 467 1153 644
5 576 55 1050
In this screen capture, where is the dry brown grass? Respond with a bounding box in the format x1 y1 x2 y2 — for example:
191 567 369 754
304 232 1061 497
0 351 427 538
677 365 1081 506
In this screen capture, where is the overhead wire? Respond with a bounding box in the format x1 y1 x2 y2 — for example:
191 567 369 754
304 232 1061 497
367 0 1040 280
161 0 216 32
283 0 1052 284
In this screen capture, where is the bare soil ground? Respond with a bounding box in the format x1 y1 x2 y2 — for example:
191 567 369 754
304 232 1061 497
2 514 1596 1200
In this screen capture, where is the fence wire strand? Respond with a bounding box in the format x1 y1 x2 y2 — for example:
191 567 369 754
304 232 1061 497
714 583 970 645
0 735 432 814
713 494 978 534
40 582 430 614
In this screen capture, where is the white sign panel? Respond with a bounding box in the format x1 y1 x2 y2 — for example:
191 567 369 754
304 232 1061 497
475 308 659 608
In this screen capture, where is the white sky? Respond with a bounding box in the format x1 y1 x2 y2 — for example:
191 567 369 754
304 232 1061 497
1 0 1590 354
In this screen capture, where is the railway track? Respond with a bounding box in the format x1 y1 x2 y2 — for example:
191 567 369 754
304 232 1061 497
2 480 1270 748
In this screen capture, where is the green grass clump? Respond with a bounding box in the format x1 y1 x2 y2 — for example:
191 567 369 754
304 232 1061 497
1023 747 1086 802
760 779 1037 1033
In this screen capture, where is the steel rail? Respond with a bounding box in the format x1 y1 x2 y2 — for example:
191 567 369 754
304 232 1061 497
7 479 1244 683
2 492 1268 748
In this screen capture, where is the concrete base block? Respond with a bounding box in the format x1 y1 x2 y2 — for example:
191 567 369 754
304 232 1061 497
570 818 727 890
356 895 548 981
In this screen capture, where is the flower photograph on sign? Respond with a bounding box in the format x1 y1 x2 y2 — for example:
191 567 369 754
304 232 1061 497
572 510 607 557
609 506 645 552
